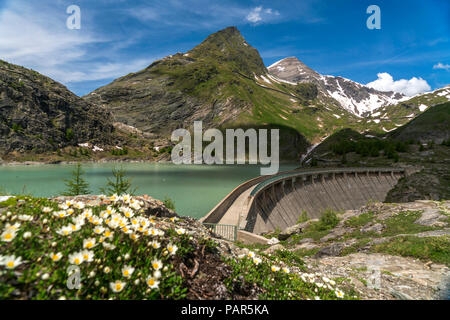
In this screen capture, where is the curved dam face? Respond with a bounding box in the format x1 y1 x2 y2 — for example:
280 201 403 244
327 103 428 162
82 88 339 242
244 168 405 234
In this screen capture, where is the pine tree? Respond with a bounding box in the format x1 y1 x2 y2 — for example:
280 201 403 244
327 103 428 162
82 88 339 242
100 167 137 195
63 163 91 196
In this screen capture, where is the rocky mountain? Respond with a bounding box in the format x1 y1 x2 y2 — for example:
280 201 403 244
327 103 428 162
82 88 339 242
0 60 116 155
84 27 382 159
268 57 404 116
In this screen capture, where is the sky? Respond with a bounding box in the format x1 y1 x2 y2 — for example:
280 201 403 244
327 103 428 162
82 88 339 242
0 0 448 97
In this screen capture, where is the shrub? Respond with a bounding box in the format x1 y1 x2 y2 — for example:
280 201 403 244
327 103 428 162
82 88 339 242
316 209 340 231
163 196 176 211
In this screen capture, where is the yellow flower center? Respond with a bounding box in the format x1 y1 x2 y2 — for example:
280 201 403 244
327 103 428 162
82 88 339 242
7 261 14 268
86 243 93 248
152 263 159 269
74 258 80 264
5 233 12 240
148 279 155 286
123 270 129 276
115 283 122 291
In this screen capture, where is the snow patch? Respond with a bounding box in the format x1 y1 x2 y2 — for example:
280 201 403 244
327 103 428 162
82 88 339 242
418 104 428 112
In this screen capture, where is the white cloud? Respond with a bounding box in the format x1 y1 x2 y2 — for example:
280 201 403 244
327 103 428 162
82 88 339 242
246 6 280 24
0 1 152 91
433 62 450 71
366 72 431 97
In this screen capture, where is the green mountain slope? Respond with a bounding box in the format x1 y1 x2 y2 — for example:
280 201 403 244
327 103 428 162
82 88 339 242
84 27 369 159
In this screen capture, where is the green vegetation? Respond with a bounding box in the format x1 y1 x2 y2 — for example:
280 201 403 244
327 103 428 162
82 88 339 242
225 255 352 300
381 211 437 236
371 236 450 265
163 196 176 211
11 123 23 133
100 167 137 196
111 148 129 156
283 209 341 243
63 163 91 196
65 128 74 141
331 137 406 160
345 212 375 228
296 211 309 224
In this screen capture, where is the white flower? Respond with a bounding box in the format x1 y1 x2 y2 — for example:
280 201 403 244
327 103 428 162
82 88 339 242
54 211 67 219
335 289 345 299
282 267 290 274
151 259 163 271
167 243 178 255
124 253 130 260
2 255 22 269
146 276 160 289
104 266 111 273
175 228 186 235
94 226 105 235
110 280 126 293
109 194 120 203
271 265 280 272
42 207 53 213
42 273 50 280
1 229 17 242
64 200 73 208
83 208 93 218
253 257 262 265
81 250 94 263
18 214 33 221
56 226 72 236
23 231 32 239
83 238 96 249
315 296 321 300
150 240 160 249
102 242 116 251
247 251 255 258
74 202 85 210
68 252 84 265
121 265 135 278
49 252 62 262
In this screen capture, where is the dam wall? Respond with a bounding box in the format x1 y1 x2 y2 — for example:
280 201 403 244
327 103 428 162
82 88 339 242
244 168 405 234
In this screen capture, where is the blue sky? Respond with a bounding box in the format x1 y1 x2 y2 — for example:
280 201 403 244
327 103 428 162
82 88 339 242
0 0 448 96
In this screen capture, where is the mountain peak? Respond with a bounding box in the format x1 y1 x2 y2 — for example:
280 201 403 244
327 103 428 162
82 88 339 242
189 26 266 76
268 56 319 83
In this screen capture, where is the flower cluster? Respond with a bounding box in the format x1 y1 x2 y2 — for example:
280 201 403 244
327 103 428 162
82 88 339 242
0 195 189 299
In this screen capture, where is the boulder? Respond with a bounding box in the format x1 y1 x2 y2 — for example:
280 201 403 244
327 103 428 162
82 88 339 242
278 219 318 240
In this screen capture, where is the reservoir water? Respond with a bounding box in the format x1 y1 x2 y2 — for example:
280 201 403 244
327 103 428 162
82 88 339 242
0 162 297 219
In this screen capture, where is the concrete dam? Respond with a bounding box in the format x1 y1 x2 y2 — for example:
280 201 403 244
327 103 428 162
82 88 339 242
201 167 406 238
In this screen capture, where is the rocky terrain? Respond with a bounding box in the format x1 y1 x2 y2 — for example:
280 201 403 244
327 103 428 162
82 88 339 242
261 200 450 300
0 194 360 300
0 60 117 155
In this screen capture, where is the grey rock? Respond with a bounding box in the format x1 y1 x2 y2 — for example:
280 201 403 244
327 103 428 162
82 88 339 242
278 219 318 240
314 243 345 258
360 223 384 234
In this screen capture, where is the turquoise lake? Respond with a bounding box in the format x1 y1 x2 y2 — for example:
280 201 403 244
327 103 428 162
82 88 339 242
0 162 297 219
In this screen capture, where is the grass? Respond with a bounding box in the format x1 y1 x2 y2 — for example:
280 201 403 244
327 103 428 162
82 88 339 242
344 212 375 228
282 209 341 244
371 236 450 265
381 211 437 236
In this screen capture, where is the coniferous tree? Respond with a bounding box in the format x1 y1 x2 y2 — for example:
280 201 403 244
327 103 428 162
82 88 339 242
100 167 137 195
63 163 91 196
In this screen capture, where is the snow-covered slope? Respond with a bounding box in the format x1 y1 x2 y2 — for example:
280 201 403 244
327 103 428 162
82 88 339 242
268 57 405 116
